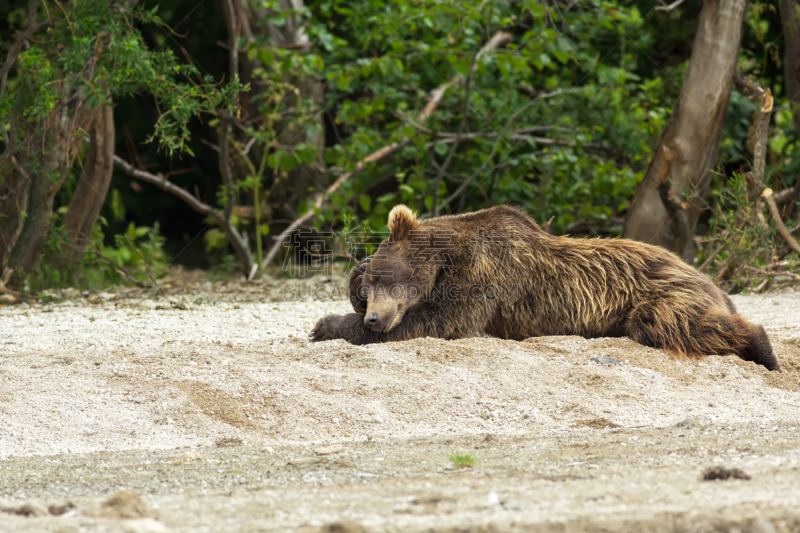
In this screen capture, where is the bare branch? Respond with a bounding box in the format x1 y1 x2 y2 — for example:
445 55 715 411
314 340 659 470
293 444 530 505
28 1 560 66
764 188 800 256
432 31 480 216
224 0 239 83
114 155 254 275
655 0 688 12
772 187 796 204
260 139 410 269
733 75 800 258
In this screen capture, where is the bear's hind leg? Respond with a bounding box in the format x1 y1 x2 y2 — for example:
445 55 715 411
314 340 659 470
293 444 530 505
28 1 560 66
624 300 689 357
728 315 780 371
625 301 780 371
692 311 780 371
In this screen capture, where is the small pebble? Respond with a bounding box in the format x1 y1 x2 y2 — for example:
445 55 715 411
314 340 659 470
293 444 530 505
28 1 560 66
592 356 620 365
289 457 322 466
313 445 344 456
123 518 171 533
140 299 158 310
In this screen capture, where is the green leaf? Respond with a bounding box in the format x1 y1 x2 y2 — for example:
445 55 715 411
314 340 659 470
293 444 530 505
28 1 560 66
258 48 275 67
434 142 449 156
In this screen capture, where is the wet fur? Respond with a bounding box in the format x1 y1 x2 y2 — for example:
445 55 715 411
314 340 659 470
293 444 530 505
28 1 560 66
313 205 780 371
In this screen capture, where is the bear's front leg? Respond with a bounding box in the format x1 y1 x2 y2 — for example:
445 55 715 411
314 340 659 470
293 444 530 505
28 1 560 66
348 255 371 314
309 303 483 345
310 313 374 344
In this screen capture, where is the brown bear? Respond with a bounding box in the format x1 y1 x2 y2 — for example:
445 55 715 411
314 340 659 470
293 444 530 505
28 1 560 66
311 205 780 371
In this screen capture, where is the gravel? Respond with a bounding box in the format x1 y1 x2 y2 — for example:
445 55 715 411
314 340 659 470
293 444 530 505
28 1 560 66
0 284 799 531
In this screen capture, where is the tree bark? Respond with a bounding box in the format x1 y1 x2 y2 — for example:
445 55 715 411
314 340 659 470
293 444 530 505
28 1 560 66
61 103 115 267
780 0 800 134
0 157 32 273
779 0 800 220
623 0 748 262
8 124 71 274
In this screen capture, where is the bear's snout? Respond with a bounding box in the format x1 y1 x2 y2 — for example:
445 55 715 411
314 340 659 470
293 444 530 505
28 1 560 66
365 312 381 330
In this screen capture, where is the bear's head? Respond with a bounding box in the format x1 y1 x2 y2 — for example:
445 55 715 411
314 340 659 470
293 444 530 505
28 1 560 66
360 205 442 332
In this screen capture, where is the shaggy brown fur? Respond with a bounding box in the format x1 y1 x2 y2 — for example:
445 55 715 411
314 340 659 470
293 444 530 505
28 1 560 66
312 205 780 371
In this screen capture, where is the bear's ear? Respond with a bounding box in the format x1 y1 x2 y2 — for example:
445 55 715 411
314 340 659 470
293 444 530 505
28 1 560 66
388 204 419 241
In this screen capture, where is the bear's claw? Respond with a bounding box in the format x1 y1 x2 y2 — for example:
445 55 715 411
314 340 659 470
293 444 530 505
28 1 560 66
309 315 337 342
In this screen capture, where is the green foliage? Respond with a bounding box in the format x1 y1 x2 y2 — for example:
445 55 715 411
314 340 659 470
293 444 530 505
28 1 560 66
1 0 243 156
448 452 478 468
701 172 798 292
204 228 229 253
22 214 168 292
296 0 672 235
4 0 798 281
97 220 167 278
209 253 238 282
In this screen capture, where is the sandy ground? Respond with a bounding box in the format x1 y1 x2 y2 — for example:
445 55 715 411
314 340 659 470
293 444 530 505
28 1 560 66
1 276 800 532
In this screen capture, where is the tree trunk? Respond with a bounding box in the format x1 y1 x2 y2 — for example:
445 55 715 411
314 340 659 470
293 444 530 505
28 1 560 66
61 103 115 267
780 0 800 134
779 0 800 220
8 124 71 274
0 159 32 275
623 0 748 262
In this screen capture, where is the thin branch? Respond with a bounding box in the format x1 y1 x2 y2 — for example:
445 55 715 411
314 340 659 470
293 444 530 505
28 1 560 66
764 188 800 256
420 126 606 150
135 248 158 285
224 0 238 82
115 156 218 218
734 75 800 257
218 112 236 223
80 240 149 289
261 31 514 270
0 0 45 147
772 186 797 204
0 0 44 101
435 85 578 213
698 241 728 273
655 0 688 12
114 155 253 275
260 140 410 269
432 7 496 216
786 170 800 220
